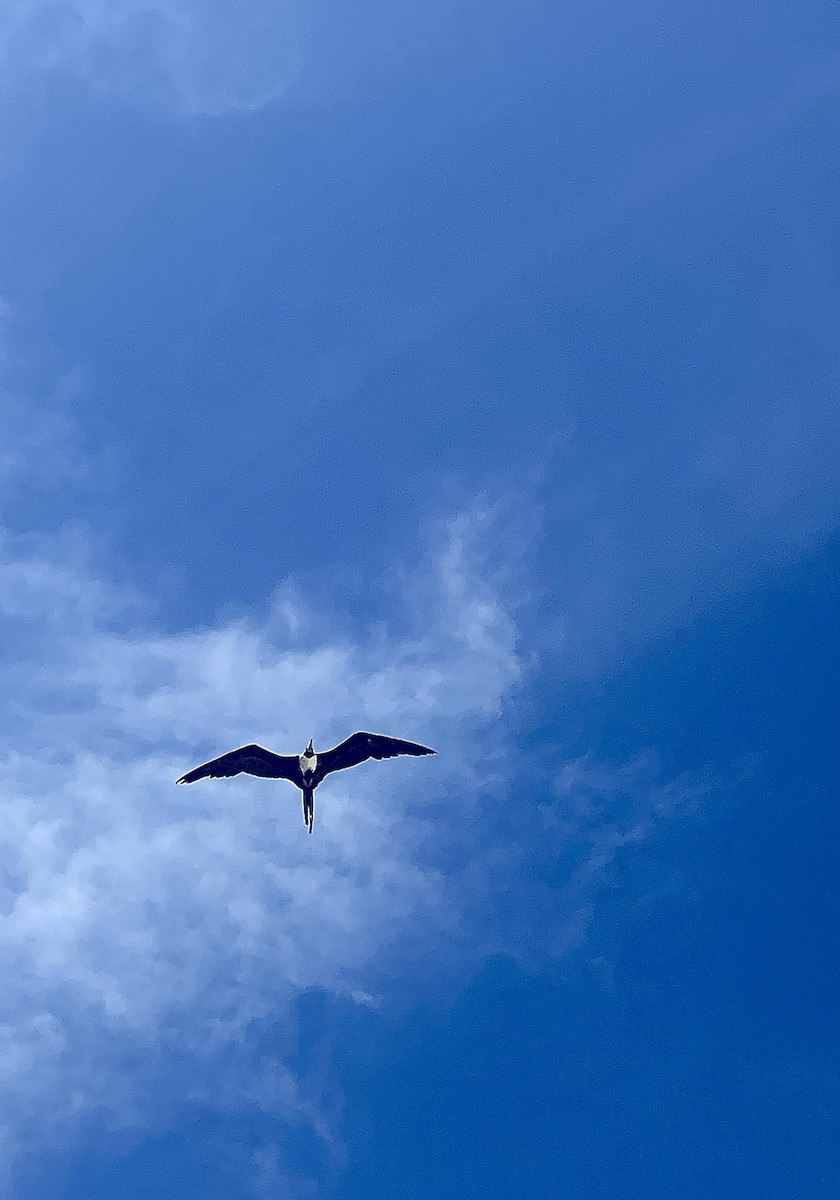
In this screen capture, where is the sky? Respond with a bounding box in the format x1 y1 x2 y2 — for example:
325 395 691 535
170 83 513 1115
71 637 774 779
0 1 838 1197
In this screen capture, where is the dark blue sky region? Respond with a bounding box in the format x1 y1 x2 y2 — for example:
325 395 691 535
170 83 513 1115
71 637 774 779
0 1 837 1196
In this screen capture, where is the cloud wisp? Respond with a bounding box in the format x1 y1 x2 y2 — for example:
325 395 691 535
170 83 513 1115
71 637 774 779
0 326 737 1190
0 487 530 1182
0 0 481 116
0 0 304 115
0 473 723 1193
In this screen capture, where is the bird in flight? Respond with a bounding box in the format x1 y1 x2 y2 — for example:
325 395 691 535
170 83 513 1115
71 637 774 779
176 731 436 832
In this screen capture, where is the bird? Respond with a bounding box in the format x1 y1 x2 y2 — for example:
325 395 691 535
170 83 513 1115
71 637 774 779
176 731 436 833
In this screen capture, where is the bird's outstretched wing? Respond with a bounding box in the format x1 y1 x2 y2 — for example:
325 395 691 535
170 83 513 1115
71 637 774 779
176 744 301 785
313 732 435 783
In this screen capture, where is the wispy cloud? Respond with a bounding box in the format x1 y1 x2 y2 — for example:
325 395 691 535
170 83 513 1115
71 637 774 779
0 473 720 1190
0 0 303 114
1 306 85 501
0 0 476 116
0 467 530 1184
0 336 734 1191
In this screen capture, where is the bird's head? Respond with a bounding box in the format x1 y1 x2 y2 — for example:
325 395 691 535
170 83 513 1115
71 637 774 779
305 739 314 756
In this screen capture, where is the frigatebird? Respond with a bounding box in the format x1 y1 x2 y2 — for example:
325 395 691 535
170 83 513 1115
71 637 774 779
176 731 435 832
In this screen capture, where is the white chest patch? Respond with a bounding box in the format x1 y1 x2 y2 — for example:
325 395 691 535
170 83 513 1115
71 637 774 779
299 752 317 777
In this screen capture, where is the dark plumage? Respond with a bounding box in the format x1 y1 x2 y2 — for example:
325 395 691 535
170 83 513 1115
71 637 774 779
176 731 436 833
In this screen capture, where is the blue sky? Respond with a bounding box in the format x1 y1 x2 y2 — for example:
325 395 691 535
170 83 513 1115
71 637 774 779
0 2 837 1197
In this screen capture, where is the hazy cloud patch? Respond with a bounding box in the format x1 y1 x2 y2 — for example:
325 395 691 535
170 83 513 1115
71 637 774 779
0 490 526 1178
0 0 480 116
0 0 303 114
0 336 739 1190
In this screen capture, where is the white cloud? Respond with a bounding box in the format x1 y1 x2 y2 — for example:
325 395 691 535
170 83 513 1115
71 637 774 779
0 483 528 1184
0 329 734 1192
0 455 716 1191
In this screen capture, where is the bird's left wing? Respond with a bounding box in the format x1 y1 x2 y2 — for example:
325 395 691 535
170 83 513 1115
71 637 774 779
176 744 301 785
313 732 435 783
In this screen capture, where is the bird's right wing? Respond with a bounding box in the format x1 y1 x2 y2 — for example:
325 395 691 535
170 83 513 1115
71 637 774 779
313 731 435 783
176 744 301 785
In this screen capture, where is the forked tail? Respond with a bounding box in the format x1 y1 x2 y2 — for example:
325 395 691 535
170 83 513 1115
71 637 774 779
302 787 314 834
